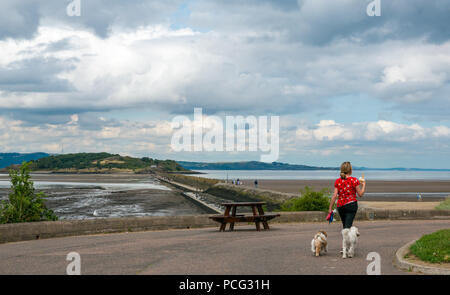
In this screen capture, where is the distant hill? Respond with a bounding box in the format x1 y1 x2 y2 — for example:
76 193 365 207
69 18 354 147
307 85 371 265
28 153 188 173
0 153 49 169
177 161 337 170
177 161 450 171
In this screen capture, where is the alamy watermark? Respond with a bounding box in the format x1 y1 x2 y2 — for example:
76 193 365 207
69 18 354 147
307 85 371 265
66 252 81 275
66 0 81 17
366 0 381 17
171 108 279 163
366 252 381 275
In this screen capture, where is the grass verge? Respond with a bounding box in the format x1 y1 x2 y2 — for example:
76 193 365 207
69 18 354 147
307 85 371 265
409 229 450 263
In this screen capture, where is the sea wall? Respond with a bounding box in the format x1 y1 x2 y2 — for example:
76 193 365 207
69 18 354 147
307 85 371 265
0 209 449 244
0 215 217 244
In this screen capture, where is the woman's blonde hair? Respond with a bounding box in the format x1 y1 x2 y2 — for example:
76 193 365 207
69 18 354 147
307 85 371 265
340 161 352 179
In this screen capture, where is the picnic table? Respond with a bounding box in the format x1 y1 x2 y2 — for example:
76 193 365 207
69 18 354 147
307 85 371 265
209 202 280 231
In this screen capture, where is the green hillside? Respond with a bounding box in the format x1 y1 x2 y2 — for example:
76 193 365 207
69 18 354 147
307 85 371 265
28 153 187 173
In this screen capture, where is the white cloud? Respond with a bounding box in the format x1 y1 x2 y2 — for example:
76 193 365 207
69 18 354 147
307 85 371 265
312 120 354 141
294 119 447 143
0 114 175 156
432 126 450 137
1 0 450 167
382 66 407 84
365 120 427 141
1 22 450 119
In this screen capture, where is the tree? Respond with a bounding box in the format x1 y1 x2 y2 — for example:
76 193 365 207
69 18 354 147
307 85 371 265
0 162 58 223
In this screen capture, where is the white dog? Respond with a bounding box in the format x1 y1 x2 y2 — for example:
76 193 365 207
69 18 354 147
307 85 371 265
341 226 360 258
311 231 328 257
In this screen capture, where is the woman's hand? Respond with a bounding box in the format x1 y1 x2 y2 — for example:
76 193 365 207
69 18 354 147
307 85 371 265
356 181 366 197
326 210 333 221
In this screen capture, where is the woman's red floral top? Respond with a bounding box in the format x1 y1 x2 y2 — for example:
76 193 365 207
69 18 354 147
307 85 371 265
334 176 360 207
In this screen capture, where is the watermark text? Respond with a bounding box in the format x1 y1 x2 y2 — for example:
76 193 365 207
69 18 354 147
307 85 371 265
171 108 279 162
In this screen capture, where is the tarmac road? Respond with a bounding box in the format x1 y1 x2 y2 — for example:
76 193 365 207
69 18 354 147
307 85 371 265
0 220 448 275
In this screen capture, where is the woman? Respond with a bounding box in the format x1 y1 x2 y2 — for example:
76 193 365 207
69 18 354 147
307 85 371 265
328 161 366 229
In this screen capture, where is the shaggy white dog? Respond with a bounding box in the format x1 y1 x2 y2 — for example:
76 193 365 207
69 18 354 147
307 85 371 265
341 226 360 258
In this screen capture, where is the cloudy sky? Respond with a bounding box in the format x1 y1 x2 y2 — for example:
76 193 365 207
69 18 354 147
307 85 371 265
0 0 450 168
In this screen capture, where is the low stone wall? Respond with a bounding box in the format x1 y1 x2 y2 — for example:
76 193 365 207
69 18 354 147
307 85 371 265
0 209 449 244
357 208 450 221
0 215 216 244
271 209 450 224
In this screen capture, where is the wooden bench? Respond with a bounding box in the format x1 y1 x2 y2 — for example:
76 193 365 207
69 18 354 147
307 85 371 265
209 202 280 231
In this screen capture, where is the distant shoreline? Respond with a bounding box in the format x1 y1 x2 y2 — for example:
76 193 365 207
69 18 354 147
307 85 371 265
177 160 450 172
182 168 450 172
229 178 450 193
188 169 450 182
232 179 450 202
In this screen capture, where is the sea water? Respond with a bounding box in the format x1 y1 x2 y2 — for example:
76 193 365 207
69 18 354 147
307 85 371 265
191 169 450 181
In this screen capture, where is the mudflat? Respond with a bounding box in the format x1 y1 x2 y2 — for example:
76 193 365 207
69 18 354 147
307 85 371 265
0 173 206 219
0 172 155 184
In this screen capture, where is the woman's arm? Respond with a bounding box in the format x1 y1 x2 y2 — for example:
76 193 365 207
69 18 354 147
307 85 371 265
328 187 338 212
356 181 366 197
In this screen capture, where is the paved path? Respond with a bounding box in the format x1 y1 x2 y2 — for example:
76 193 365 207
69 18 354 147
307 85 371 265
0 220 448 275
156 176 200 192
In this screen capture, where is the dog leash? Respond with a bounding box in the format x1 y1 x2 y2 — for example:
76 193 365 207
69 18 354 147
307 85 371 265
326 209 337 223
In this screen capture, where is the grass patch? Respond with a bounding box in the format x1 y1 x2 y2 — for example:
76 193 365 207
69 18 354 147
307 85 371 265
435 197 450 210
409 229 450 263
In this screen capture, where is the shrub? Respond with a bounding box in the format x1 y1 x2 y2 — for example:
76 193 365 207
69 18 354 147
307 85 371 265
0 162 58 224
435 197 450 210
280 186 330 212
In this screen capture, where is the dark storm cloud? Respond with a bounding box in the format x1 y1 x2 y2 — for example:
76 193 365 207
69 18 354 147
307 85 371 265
0 0 448 123
5 111 73 126
189 0 450 45
0 57 76 92
50 0 183 38
1 0 449 44
0 1 40 39
0 0 183 40
0 106 124 128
